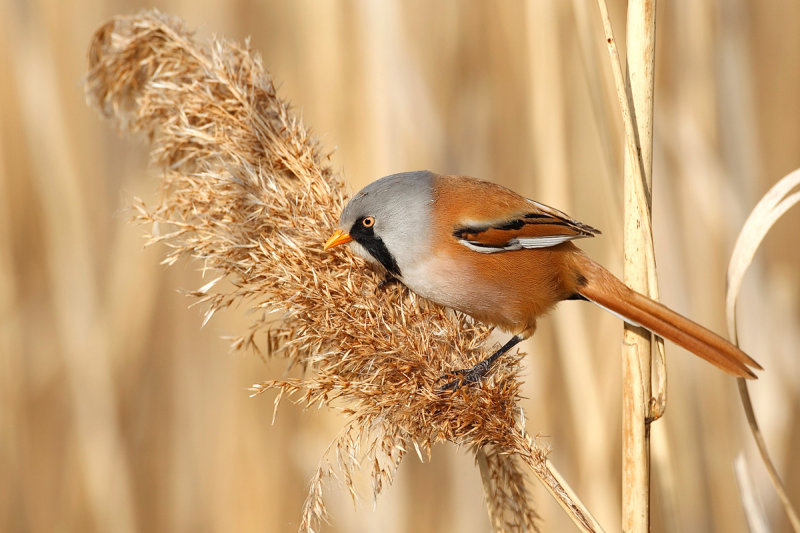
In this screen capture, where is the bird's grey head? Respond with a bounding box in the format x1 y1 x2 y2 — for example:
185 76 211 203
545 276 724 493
338 170 435 278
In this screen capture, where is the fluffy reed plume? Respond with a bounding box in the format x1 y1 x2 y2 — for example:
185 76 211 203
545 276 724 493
84 10 607 533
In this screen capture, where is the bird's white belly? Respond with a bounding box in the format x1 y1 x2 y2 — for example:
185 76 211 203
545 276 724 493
399 255 494 318
400 260 458 307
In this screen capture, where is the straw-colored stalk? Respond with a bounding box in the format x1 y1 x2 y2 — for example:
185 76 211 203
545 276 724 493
727 169 800 532
621 1 657 531
593 0 659 530
85 10 603 533
620 3 656 530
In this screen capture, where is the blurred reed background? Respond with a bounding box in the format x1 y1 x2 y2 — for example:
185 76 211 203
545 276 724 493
1 0 798 532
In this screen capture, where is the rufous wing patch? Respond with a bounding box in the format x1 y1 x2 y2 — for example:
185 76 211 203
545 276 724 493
431 174 600 252
453 212 599 252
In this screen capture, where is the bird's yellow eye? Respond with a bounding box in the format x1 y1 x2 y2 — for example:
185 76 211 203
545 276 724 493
362 216 375 228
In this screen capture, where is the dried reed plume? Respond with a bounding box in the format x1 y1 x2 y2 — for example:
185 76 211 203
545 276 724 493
85 10 602 532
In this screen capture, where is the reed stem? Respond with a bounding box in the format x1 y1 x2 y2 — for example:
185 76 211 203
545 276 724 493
620 1 657 531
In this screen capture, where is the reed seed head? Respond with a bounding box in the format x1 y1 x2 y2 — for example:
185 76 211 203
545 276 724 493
85 10 561 532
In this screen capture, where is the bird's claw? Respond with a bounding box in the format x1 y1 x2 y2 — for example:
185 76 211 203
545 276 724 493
437 360 492 392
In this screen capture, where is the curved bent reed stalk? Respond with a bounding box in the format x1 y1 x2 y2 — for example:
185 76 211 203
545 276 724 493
726 169 800 532
85 10 603 533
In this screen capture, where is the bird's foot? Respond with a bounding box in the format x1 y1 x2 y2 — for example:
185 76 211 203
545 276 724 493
438 359 494 391
436 334 524 392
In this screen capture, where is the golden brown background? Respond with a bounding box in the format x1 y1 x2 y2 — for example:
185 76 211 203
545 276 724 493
1 1 799 532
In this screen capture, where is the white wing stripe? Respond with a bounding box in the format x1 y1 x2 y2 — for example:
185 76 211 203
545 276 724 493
458 240 513 253
458 234 580 253
515 235 580 248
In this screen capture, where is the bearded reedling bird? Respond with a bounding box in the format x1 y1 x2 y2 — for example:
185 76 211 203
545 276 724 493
324 171 762 388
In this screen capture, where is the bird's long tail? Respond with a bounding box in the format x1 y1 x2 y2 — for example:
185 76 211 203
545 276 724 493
573 255 762 379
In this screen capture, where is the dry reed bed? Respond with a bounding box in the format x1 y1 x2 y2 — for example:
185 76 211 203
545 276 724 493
1 1 797 531
83 10 600 532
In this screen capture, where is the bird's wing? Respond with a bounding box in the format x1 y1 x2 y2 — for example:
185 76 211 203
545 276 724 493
453 199 600 254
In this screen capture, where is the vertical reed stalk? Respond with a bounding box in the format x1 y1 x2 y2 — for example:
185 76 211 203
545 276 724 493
593 0 660 528
621 1 657 531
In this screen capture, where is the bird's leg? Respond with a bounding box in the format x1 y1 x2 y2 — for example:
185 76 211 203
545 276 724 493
439 334 524 391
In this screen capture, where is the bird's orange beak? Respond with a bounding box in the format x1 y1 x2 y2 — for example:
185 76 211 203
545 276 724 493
324 229 352 250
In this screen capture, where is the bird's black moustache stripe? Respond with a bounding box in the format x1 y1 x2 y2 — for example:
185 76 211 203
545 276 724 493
348 220 401 277
359 236 401 276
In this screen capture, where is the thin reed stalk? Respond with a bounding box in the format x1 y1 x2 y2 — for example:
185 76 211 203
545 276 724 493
727 169 800 532
593 0 659 529
621 2 657 531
